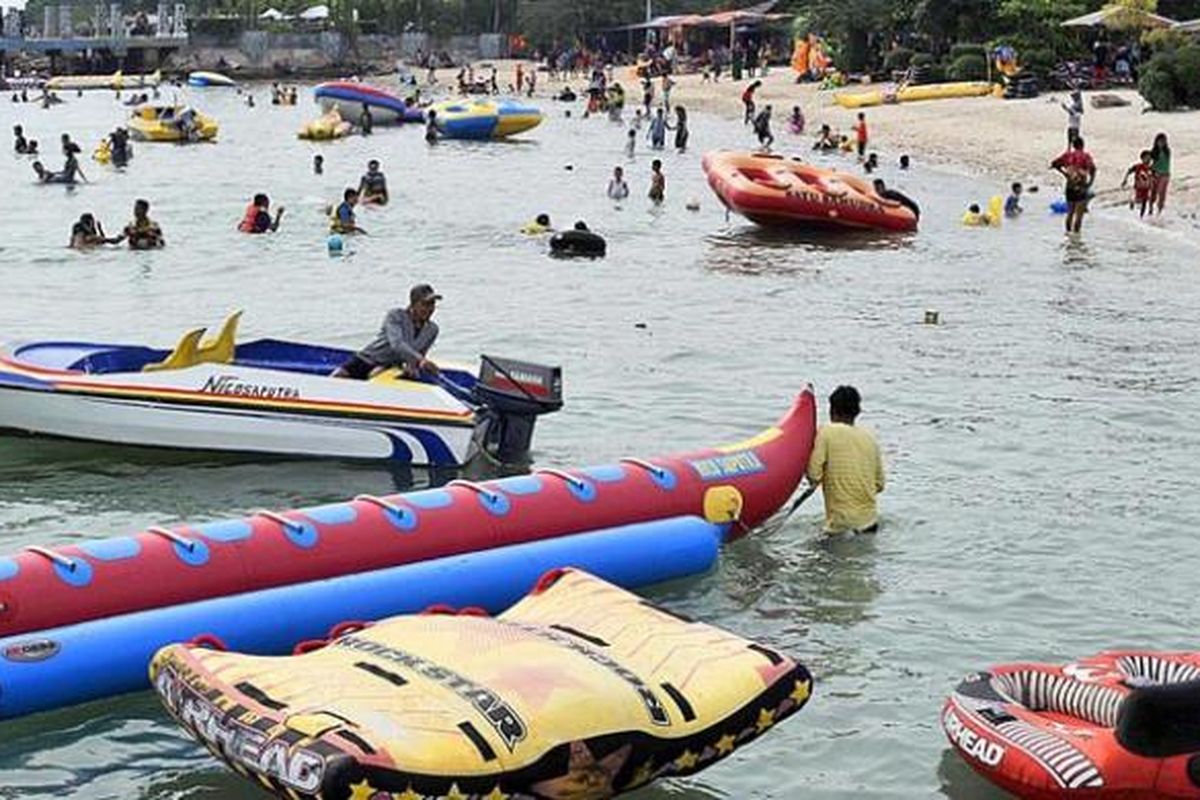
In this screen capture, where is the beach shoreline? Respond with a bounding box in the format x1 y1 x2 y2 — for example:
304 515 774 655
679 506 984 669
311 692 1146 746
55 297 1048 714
462 59 1198 237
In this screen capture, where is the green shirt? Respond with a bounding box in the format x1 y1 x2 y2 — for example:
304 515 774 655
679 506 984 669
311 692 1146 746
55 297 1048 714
1153 148 1171 176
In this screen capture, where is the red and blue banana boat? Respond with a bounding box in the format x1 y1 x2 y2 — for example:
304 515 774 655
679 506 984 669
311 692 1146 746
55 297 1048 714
0 389 815 639
944 650 1200 799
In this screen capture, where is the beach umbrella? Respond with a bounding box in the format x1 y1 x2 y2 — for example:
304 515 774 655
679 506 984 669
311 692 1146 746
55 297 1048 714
1061 5 1176 29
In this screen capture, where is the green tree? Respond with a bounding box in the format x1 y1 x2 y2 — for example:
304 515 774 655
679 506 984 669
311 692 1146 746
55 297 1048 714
796 0 897 71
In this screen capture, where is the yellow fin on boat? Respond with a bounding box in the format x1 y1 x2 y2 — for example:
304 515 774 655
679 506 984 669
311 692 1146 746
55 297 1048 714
142 328 207 372
197 310 242 365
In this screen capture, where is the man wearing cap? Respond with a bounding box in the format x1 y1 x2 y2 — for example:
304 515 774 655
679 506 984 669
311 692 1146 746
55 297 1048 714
333 284 442 380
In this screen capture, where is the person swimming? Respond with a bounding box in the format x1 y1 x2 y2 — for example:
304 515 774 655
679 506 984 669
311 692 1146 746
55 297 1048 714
313 154 324 174
521 213 553 234
607 166 630 200
124 198 165 249
109 127 131 166
32 160 73 184
330 188 367 234
69 213 123 248
872 179 920 219
238 193 284 233
357 159 389 205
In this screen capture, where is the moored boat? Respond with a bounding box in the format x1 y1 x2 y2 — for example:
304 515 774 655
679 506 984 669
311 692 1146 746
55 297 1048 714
186 70 236 88
314 80 423 124
703 151 918 232
47 69 162 91
151 569 814 800
0 312 563 466
834 80 996 109
944 651 1200 799
432 97 544 140
127 104 219 142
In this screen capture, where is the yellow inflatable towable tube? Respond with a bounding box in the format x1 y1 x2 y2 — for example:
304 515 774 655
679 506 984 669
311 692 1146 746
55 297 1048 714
151 569 813 800
834 81 996 109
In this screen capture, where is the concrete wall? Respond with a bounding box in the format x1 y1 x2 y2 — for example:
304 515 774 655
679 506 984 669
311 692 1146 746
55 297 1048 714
184 30 505 70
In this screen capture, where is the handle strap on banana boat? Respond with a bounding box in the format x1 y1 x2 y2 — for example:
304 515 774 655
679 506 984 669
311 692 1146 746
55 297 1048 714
23 546 80 572
447 479 503 505
620 457 670 481
533 468 588 492
252 509 306 534
754 482 820 538
353 493 405 514
146 526 199 552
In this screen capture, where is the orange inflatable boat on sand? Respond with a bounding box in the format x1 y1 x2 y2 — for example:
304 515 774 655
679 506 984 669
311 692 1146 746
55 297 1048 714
702 151 918 233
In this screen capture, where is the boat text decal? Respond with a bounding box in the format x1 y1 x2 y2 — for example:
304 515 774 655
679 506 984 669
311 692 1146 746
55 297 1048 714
504 622 671 726
688 450 765 481
334 635 527 751
200 374 301 401
155 667 325 792
943 707 1005 767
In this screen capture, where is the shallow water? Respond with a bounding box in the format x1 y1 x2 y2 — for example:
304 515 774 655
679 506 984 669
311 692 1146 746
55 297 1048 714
2 85 1199 799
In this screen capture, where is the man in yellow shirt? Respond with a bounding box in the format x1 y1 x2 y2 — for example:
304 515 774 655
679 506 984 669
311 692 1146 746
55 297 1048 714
806 386 885 533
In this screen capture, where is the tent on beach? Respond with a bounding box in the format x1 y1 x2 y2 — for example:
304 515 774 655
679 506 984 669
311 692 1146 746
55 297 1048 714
1061 5 1176 29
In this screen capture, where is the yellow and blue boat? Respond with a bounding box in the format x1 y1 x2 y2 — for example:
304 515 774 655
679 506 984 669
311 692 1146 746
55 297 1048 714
127 104 219 142
431 97 543 140
834 81 996 109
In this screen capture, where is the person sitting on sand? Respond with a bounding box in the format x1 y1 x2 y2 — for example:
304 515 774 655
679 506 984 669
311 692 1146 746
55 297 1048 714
332 284 442 381
238 193 284 234
1004 182 1024 218
521 213 553 235
357 159 389 205
330 188 367 235
872 179 920 219
70 213 123 248
607 166 630 200
124 199 165 249
806 385 885 535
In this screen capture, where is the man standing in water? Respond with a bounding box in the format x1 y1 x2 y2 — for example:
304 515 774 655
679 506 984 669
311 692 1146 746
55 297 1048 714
1051 136 1096 234
806 386 885 535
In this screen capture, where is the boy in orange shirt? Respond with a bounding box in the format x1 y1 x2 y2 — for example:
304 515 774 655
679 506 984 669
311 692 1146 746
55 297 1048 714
853 112 869 159
1121 150 1154 219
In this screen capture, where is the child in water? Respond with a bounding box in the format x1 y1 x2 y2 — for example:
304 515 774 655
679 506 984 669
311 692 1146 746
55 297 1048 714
607 166 630 200
1121 150 1154 218
672 106 689 152
789 106 805 135
625 128 636 158
1004 182 1024 218
649 160 665 203
647 108 666 150
753 105 774 150
313 154 324 174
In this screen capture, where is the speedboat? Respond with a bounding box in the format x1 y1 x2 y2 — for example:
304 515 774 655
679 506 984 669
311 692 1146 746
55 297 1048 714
128 105 219 142
0 313 563 466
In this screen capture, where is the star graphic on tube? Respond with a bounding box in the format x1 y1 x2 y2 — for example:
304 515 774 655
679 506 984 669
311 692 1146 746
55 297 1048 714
755 708 776 734
530 740 633 799
790 679 812 704
393 787 424 800
673 750 699 771
444 784 469 800
629 759 657 787
482 787 511 800
347 779 381 800
715 733 737 756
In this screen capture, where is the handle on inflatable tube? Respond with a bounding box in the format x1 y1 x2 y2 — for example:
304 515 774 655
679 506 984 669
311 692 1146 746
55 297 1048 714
534 468 588 492
253 509 306 535
146 526 198 552
22 546 79 573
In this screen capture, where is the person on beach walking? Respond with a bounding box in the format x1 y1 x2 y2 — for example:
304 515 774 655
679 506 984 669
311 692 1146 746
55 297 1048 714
1051 136 1096 234
1122 150 1154 218
753 105 775 150
742 80 761 125
1150 132 1171 215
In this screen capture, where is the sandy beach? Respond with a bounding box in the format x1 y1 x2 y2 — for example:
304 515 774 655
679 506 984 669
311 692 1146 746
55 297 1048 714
470 59 1199 229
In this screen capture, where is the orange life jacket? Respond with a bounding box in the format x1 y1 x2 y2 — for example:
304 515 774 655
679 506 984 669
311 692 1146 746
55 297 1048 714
238 203 260 233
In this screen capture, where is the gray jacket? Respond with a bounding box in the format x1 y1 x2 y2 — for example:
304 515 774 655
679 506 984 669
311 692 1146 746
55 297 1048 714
357 307 438 372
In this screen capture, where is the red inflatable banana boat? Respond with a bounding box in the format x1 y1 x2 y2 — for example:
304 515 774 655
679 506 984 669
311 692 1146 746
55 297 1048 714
0 390 815 638
944 651 1200 799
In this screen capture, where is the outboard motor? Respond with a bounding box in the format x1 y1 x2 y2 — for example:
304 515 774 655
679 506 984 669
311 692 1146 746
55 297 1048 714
471 355 563 465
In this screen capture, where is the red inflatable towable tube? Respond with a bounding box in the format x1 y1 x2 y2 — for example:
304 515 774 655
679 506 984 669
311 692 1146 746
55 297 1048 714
0 390 815 638
944 651 1200 799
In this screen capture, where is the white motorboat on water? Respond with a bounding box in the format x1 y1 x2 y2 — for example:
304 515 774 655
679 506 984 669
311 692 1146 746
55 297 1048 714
0 313 562 466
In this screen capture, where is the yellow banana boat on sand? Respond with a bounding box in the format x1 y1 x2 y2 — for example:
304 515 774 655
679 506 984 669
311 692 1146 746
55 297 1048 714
834 81 996 109
47 69 162 91
128 105 219 143
152 569 813 800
